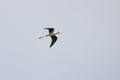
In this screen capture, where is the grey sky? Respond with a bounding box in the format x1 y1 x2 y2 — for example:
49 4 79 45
0 0 120 80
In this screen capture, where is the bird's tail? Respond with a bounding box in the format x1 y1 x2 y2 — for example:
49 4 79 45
38 35 48 39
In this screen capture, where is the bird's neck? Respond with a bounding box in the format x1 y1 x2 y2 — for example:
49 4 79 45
54 32 60 35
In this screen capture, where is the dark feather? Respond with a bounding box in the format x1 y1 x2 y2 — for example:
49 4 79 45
50 36 57 48
44 28 54 33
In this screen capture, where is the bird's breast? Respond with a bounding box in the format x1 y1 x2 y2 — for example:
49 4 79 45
49 33 55 36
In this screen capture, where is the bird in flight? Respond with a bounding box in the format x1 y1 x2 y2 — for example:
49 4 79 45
39 28 61 48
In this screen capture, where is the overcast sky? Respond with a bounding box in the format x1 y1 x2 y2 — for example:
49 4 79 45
0 0 120 80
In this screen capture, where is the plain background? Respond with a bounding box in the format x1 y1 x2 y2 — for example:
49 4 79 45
0 0 120 80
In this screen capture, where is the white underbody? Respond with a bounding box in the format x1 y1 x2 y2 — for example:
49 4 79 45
39 32 61 39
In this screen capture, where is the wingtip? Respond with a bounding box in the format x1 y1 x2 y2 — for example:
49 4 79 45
49 45 52 48
38 37 42 39
44 28 54 29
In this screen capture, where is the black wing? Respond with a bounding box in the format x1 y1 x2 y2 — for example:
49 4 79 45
50 36 57 48
44 28 54 33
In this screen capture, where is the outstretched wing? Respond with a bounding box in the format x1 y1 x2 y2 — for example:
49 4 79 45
44 28 54 33
50 36 57 48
